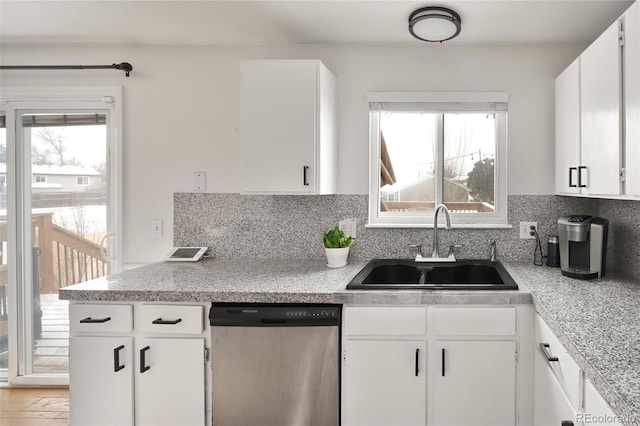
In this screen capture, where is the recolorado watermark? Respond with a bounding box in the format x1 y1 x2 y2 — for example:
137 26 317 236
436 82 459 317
577 413 639 424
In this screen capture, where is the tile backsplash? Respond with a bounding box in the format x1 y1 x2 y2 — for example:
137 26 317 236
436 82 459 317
174 193 638 279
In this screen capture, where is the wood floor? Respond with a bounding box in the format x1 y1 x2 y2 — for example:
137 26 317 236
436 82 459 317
0 387 69 426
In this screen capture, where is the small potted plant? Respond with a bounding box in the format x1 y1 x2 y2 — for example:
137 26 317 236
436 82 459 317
322 225 354 268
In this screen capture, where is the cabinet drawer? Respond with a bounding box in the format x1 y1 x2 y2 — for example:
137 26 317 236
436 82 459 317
70 304 132 334
344 307 426 336
535 315 582 410
433 307 516 336
135 305 204 334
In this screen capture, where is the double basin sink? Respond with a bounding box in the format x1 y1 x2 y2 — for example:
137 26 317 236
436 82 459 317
347 259 518 291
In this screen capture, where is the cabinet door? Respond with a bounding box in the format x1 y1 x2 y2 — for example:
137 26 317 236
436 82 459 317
343 340 427 426
580 20 622 196
240 60 318 193
555 59 581 195
432 340 516 426
534 344 580 426
135 338 205 426
625 2 640 195
584 379 623 426
69 336 134 426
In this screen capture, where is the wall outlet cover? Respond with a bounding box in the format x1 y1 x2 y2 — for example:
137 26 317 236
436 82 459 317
519 221 538 239
339 218 357 239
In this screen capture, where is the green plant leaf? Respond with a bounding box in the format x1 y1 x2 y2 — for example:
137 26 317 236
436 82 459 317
322 225 354 248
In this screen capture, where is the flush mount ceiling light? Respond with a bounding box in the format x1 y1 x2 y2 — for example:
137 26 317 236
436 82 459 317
408 6 462 43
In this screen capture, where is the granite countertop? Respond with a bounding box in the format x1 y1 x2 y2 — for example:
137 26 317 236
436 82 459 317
503 262 640 426
59 258 640 425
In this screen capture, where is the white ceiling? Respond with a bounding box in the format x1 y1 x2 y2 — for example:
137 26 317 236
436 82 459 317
0 0 635 46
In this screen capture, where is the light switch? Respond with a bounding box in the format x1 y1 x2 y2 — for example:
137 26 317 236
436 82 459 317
194 172 207 191
151 219 162 238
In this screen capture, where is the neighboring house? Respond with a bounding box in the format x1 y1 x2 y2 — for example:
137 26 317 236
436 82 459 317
0 164 101 193
381 175 470 203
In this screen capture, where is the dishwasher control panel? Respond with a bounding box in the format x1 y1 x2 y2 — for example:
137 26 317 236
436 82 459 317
210 303 341 326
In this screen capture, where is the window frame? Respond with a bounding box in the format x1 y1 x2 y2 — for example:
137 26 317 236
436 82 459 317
0 87 123 386
34 175 46 183
76 175 89 186
367 92 509 228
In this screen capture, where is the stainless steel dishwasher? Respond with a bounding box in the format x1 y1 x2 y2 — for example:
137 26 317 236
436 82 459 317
210 303 341 426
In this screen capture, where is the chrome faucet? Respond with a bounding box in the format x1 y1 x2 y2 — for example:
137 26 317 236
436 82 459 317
489 239 497 262
432 204 452 258
414 204 457 262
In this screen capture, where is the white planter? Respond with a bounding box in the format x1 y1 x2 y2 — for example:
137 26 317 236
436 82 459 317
325 247 350 268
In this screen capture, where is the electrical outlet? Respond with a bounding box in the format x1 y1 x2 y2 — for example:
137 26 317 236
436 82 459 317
339 218 357 239
519 221 538 239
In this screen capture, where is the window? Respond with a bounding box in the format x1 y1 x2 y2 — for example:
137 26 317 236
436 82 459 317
76 176 89 185
368 92 508 227
34 175 46 183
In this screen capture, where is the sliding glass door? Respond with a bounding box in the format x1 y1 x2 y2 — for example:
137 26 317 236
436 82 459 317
1 89 122 384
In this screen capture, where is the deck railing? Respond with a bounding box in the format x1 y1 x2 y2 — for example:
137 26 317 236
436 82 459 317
0 212 107 294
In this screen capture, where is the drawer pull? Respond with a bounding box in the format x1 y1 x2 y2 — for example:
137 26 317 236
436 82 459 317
152 318 183 325
540 343 559 362
140 346 151 373
113 345 125 372
80 316 111 324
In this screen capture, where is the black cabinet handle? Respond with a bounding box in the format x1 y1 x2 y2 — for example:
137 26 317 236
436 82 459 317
569 167 577 188
578 166 587 188
152 318 182 325
540 343 559 362
303 166 309 186
441 348 446 377
140 346 150 373
80 316 111 323
415 348 420 377
113 345 125 372
561 421 574 426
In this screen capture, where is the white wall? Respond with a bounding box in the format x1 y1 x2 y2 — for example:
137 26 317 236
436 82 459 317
0 43 583 264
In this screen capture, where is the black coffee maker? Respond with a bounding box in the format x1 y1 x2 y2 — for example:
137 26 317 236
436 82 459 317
557 215 608 279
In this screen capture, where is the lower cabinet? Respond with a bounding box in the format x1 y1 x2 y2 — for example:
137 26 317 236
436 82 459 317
583 379 623 426
533 342 579 426
134 338 205 426
342 305 518 426
69 303 207 426
69 336 134 426
533 314 622 426
432 340 516 426
343 340 427 426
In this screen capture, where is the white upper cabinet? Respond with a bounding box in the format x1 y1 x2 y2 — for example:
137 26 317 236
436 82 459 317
554 5 640 199
625 1 640 196
240 60 337 194
555 19 622 197
555 58 581 195
580 19 622 196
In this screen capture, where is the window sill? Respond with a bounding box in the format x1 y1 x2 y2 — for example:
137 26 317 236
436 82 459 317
364 223 514 230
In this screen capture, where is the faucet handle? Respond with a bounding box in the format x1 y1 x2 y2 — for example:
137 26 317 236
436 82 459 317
409 244 423 259
447 244 463 258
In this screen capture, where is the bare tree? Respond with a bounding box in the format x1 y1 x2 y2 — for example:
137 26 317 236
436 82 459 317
32 127 79 166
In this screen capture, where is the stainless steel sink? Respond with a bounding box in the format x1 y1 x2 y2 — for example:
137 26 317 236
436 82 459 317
347 259 518 290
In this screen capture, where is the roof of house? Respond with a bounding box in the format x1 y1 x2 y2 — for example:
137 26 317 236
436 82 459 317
0 164 100 176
